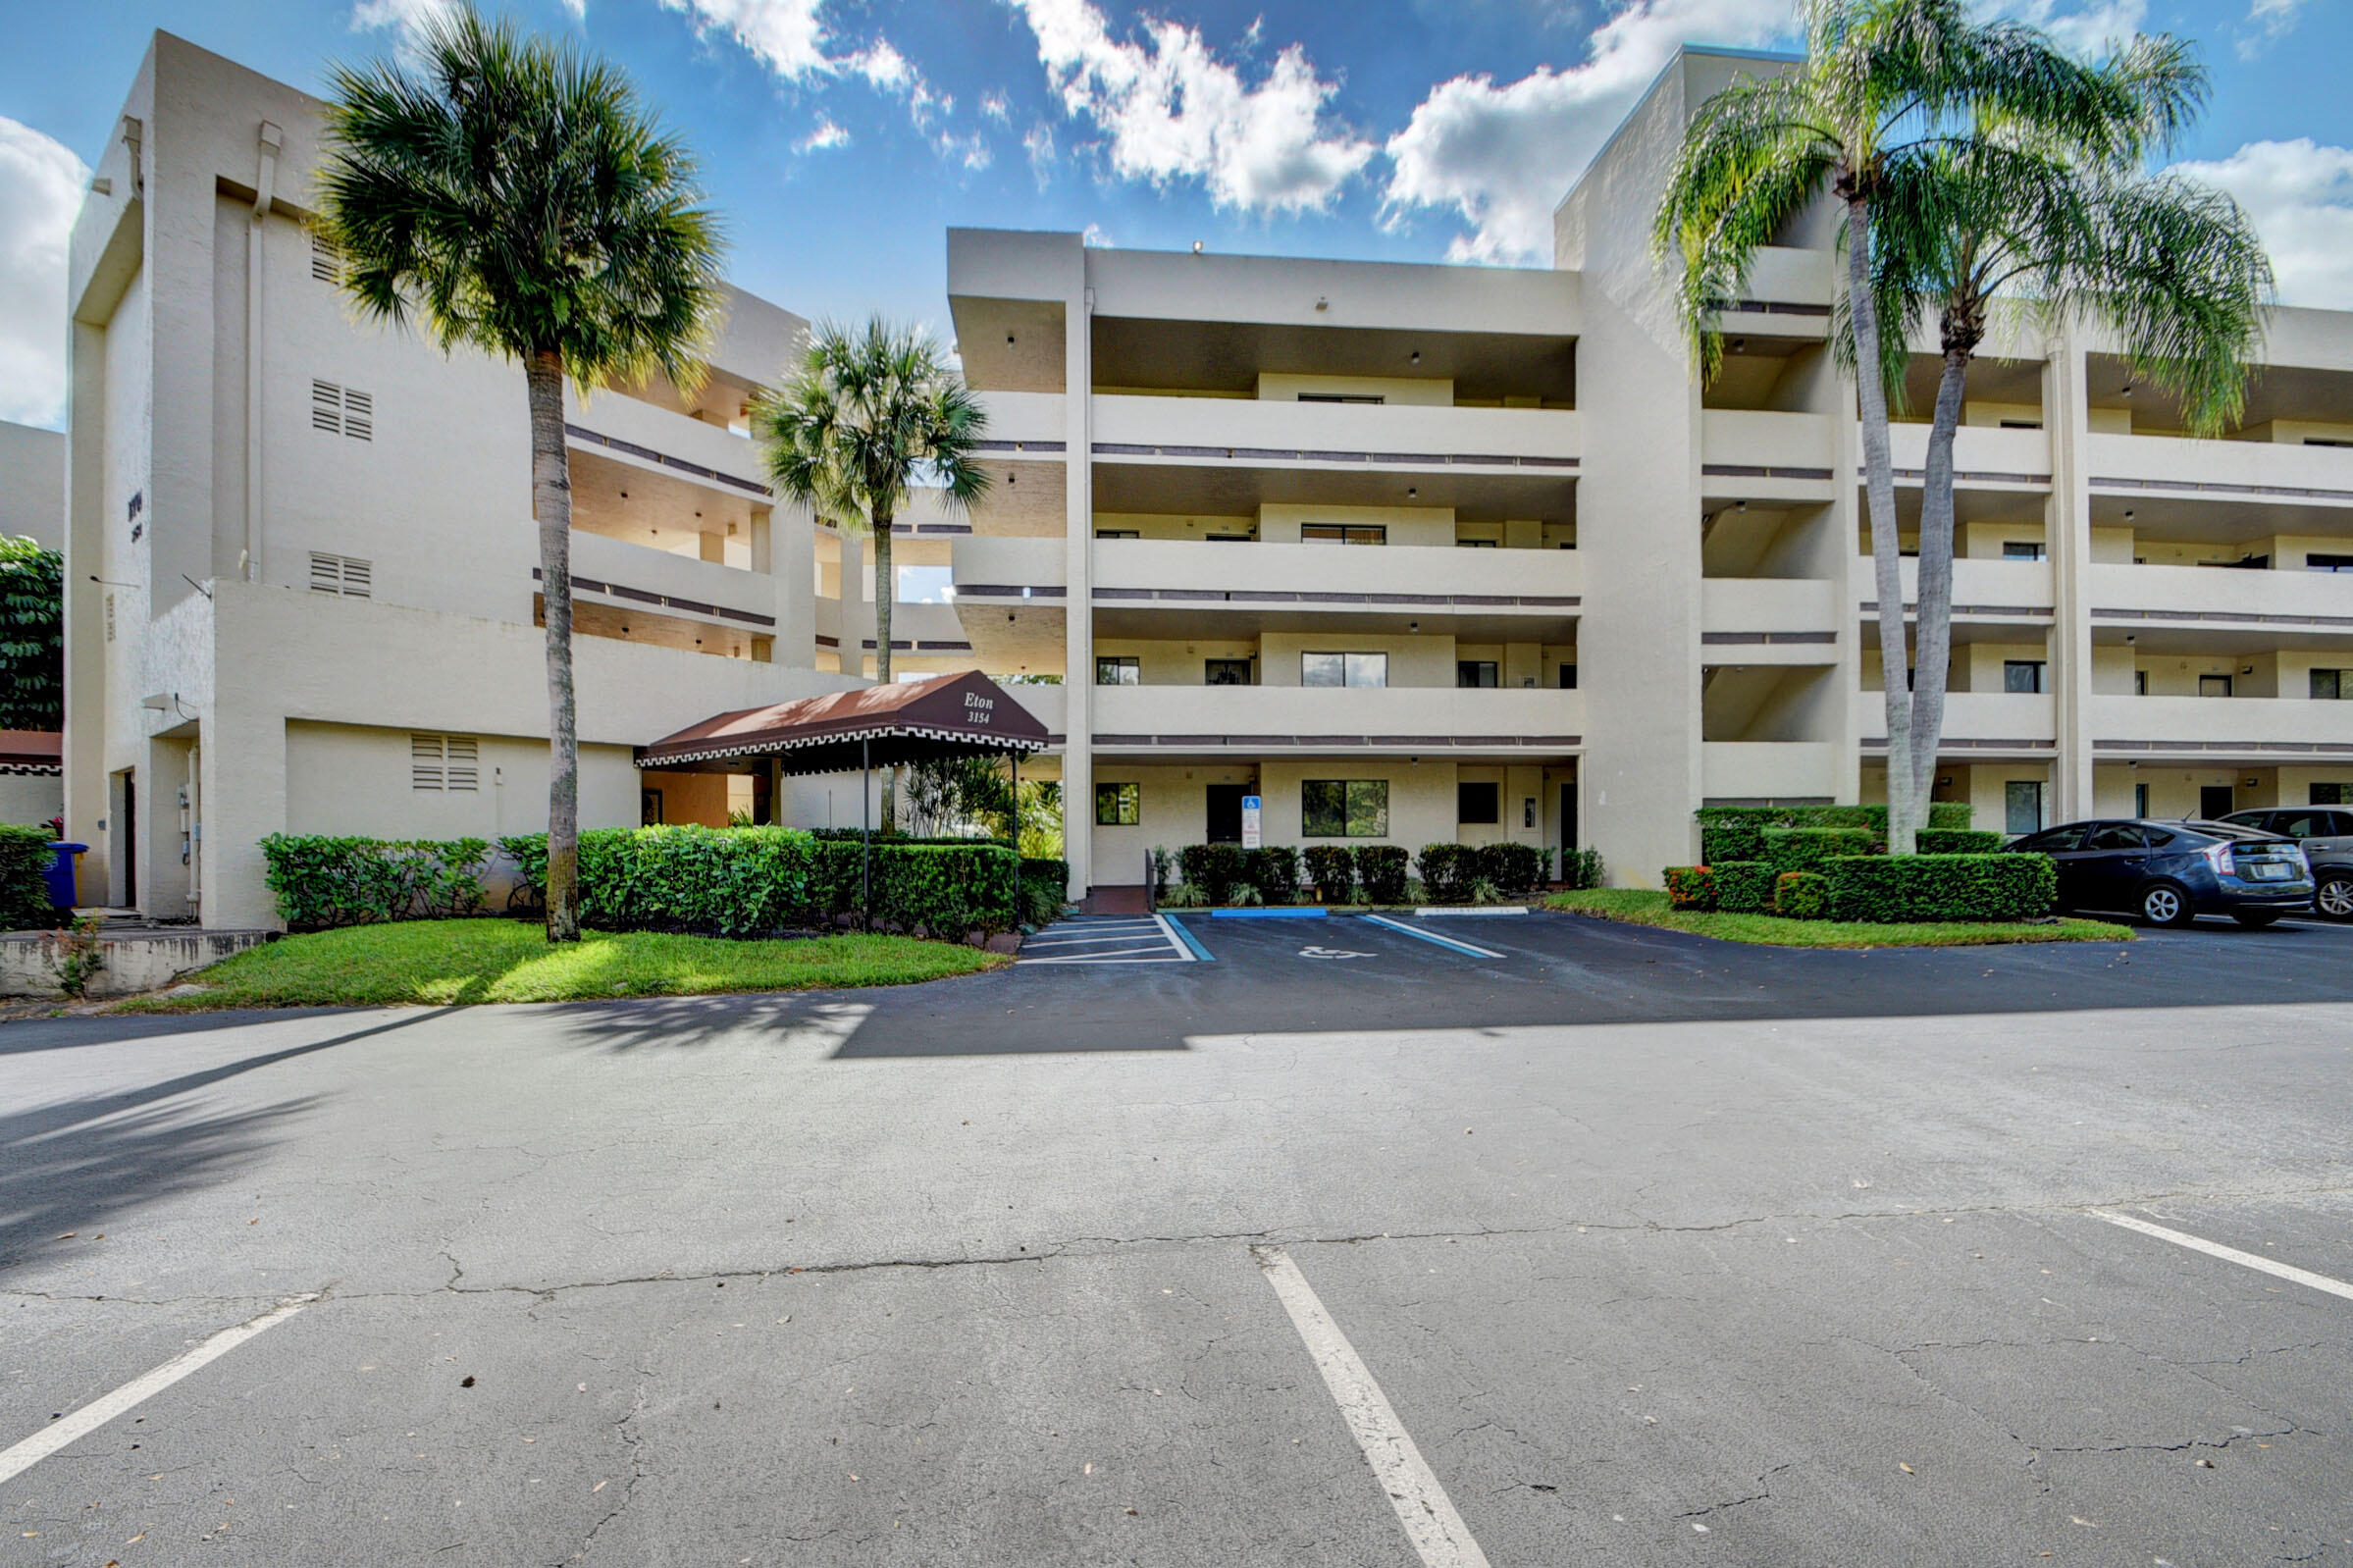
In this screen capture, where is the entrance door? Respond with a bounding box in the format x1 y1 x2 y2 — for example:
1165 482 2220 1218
1206 785 1248 845
1559 785 1578 857
121 771 135 909
2200 784 2235 820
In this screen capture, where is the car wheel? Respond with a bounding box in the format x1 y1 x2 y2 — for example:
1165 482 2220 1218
2233 912 2282 929
2317 874 2353 923
2138 881 2195 928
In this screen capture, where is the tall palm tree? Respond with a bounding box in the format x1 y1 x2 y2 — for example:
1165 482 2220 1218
758 320 990 823
316 5 724 941
1864 72 2272 822
1655 0 2159 851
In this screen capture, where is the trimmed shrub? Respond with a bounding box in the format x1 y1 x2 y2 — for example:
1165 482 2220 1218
1773 871 1830 919
1917 828 2004 855
1303 845 1356 904
1357 845 1410 904
1176 843 1248 903
572 825 814 937
1474 843 1549 896
873 844 1017 939
1696 802 1972 838
1824 853 2056 923
259 835 492 929
0 823 55 931
1018 858 1070 927
1664 864 1716 911
1245 845 1301 904
1711 861 1777 914
1561 846 1606 890
1700 824 1766 863
1760 826 1878 873
1416 844 1474 904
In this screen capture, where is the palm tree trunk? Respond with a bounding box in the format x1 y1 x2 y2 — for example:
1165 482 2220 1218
1847 189 1916 854
872 506 894 832
526 349 581 942
1909 341 1970 828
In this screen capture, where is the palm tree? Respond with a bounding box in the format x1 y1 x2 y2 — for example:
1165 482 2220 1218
1864 70 2272 823
316 5 724 940
758 320 990 824
1655 0 2160 851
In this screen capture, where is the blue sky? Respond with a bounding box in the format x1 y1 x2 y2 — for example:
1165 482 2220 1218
2 0 2349 427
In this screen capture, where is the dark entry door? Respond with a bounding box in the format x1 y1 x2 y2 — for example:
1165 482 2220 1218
1560 785 1578 859
123 773 135 908
1207 785 1247 845
2199 784 2234 819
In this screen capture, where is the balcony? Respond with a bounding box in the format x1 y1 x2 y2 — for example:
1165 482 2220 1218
972 390 1070 450
1859 558 2055 619
2090 695 2353 756
565 531 780 631
1089 684 1582 752
1884 423 2052 484
1702 578 1837 649
1703 741 1836 800
1093 538 1579 607
563 387 770 496
1702 411 1833 479
952 535 1067 594
1855 692 2056 752
1089 393 1580 470
2084 433 2353 502
2088 562 2353 631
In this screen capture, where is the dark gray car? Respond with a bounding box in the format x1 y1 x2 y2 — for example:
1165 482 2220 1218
2220 806 2353 920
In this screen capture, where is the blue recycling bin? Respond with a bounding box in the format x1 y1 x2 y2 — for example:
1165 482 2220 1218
43 842 86 911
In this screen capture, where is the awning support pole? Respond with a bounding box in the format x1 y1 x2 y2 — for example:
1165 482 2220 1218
1010 748 1021 926
862 737 871 933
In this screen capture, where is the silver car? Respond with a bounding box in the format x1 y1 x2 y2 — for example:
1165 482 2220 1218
2220 807 2353 920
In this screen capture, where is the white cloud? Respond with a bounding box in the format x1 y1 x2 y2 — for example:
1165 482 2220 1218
1381 0 1797 264
0 117 87 429
1990 0 2147 56
797 117 850 153
2237 0 2309 59
980 91 1012 125
350 0 458 45
2172 138 2353 310
559 0 586 19
1011 0 1376 215
1081 222 1114 247
659 0 832 80
1023 121 1058 184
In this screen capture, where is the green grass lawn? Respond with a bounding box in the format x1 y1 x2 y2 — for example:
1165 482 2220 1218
1545 888 2133 949
113 918 1006 1011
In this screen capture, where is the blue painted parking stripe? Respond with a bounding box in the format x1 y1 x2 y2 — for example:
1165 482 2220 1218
1162 914 1215 961
1360 914 1504 960
1209 907 1330 918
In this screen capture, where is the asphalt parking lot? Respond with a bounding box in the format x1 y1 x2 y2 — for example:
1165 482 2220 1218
4 913 2351 1565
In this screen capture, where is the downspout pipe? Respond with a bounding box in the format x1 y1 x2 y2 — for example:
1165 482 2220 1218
245 122 283 585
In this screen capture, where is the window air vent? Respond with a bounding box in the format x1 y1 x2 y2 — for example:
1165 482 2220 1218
311 379 375 440
310 231 340 284
308 551 373 598
411 732 480 792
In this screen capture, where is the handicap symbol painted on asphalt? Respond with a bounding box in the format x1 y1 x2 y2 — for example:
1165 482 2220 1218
1298 945 1374 960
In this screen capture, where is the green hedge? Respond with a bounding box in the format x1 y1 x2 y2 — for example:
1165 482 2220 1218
1357 845 1410 904
1177 844 1247 903
1476 843 1550 895
1664 864 1715 911
1824 853 2056 922
1759 826 1877 873
1019 858 1070 927
1561 845 1605 891
0 823 55 931
259 835 492 929
1773 871 1830 919
1699 801 1971 842
1712 861 1777 914
1917 828 2004 855
1416 844 1474 904
1303 845 1355 903
1245 846 1301 904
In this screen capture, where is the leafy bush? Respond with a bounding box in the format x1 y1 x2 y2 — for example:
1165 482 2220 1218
1824 853 2056 922
0 537 63 731
0 823 56 931
1759 826 1878 873
1176 843 1248 904
1357 845 1410 904
259 835 492 929
1696 802 1972 840
1017 858 1069 927
1700 824 1766 863
1773 871 1830 919
1711 861 1777 913
1664 864 1716 911
1303 845 1356 904
1918 828 2004 855
1245 845 1301 904
1561 846 1606 891
874 844 1018 939
1416 844 1474 904
1473 843 1549 895
1229 883 1263 907
572 825 813 937
1148 846 1174 904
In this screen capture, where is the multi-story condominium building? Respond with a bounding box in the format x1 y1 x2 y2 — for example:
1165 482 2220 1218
56 35 2353 922
943 48 2353 896
61 34 908 927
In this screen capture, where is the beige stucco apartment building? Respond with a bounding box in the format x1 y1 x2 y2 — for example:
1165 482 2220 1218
60 36 2353 923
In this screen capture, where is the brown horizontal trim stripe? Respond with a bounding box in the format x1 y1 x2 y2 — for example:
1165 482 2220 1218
972 439 1067 454
1702 463 1833 481
2090 475 2353 502
1701 630 1837 645
1094 443 1577 470
1086 734 1584 749
2095 739 2353 756
953 584 1067 599
1861 601 2054 617
1861 737 2056 752
1725 299 1834 318
2091 606 2353 629
1088 588 1581 608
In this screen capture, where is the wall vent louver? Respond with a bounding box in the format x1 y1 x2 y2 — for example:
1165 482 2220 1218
311 380 374 440
308 551 373 598
411 732 479 792
310 231 340 284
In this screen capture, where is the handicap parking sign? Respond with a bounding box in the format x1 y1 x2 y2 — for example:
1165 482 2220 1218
1241 794 1262 849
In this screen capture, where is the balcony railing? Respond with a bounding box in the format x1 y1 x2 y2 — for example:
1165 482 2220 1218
1883 423 2051 483
1092 538 1579 606
1702 411 1833 478
1859 558 2055 617
1090 684 1582 748
1855 691 2056 748
1089 394 1580 469
564 531 779 628
2089 695 2353 753
2084 433 2353 502
1703 741 1836 800
2088 562 2353 628
563 389 769 496
1702 577 1836 636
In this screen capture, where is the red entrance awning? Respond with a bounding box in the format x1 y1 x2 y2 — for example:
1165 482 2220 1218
637 670 1052 776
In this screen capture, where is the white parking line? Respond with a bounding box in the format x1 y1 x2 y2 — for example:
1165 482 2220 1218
2089 1210 2353 1304
0 1292 319 1486
1360 914 1504 960
1253 1246 1491 1568
1018 915 1196 965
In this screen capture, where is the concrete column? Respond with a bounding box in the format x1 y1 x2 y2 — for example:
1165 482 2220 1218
1061 256 1096 893
2046 335 2096 821
768 506 815 669
63 320 109 902
838 531 867 678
